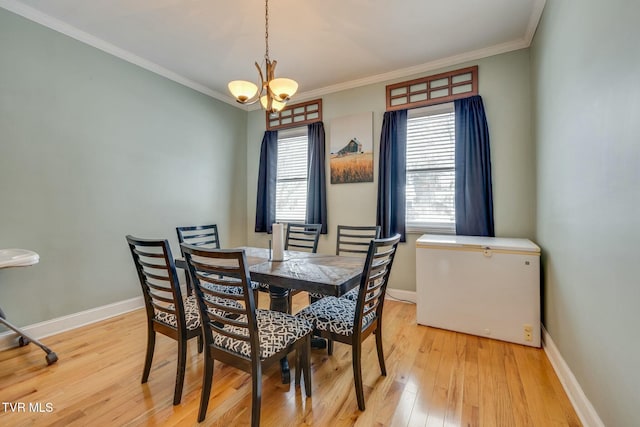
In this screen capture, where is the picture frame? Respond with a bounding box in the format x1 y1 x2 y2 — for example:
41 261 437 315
329 112 374 184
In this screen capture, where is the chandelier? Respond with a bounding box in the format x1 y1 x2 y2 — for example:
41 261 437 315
227 0 298 113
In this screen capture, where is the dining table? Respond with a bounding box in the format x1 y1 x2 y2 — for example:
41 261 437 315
176 246 366 383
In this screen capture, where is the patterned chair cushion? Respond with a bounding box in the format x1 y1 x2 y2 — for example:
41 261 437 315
201 274 258 295
202 282 243 296
155 295 242 330
308 291 325 299
296 296 376 336
341 287 359 301
212 309 313 359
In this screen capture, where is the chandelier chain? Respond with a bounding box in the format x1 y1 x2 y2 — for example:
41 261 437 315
264 0 269 61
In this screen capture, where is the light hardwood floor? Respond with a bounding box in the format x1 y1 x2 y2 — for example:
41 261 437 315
0 293 581 426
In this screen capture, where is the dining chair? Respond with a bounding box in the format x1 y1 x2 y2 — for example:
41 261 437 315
181 245 313 426
284 223 322 253
306 224 382 353
296 233 401 411
125 236 204 406
308 224 381 304
176 224 221 249
334 225 382 303
175 224 220 293
336 225 382 256
285 223 322 311
176 224 260 301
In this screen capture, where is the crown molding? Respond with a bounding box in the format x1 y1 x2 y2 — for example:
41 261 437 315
525 0 547 44
0 0 237 107
253 37 531 110
2 0 545 112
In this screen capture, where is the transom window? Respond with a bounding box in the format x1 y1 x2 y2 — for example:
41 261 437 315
406 103 456 233
275 127 308 223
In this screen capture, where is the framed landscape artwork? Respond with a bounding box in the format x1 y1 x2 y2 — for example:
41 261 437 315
329 112 374 184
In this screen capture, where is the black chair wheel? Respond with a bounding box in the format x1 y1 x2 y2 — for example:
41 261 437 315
46 352 58 365
18 336 30 347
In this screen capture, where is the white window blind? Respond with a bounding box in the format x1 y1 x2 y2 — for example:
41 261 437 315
406 103 456 233
276 128 308 223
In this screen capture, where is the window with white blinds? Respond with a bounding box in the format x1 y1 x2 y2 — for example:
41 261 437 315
406 103 456 233
275 127 308 223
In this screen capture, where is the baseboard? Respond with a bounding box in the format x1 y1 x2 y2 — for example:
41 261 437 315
0 296 144 351
385 288 416 304
542 326 604 427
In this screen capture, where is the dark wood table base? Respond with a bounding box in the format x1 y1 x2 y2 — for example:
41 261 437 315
268 286 292 383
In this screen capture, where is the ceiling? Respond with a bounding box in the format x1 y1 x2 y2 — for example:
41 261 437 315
2 0 546 109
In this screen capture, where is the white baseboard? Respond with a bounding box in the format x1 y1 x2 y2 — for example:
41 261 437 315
0 296 144 351
542 326 604 427
385 288 416 304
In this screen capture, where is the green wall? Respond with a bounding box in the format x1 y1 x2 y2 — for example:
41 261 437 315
0 8 247 326
531 0 640 425
246 49 535 293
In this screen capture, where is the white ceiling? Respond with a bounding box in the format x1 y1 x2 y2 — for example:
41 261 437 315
1 0 546 109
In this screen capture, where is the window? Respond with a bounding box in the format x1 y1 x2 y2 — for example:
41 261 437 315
406 103 456 233
275 127 308 223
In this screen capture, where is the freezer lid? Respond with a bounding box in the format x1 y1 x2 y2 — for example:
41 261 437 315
416 234 540 254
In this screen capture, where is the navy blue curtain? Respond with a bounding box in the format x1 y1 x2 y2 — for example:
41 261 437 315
306 122 328 234
376 110 408 242
454 95 495 236
255 130 278 233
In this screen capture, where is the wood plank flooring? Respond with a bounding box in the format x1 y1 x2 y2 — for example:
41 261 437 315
0 293 581 426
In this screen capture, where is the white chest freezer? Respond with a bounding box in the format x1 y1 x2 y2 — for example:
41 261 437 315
416 234 541 347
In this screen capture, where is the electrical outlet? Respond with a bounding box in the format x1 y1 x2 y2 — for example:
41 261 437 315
523 324 533 342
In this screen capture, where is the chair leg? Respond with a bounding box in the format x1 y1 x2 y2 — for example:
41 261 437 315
352 341 365 411
375 326 386 376
197 333 203 353
251 364 262 427
295 344 302 388
327 338 334 356
303 335 312 397
141 327 156 383
173 338 187 405
185 269 193 296
198 354 214 422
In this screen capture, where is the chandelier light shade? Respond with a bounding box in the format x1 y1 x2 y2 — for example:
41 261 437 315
268 78 298 102
260 95 286 112
228 0 298 112
228 80 259 103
